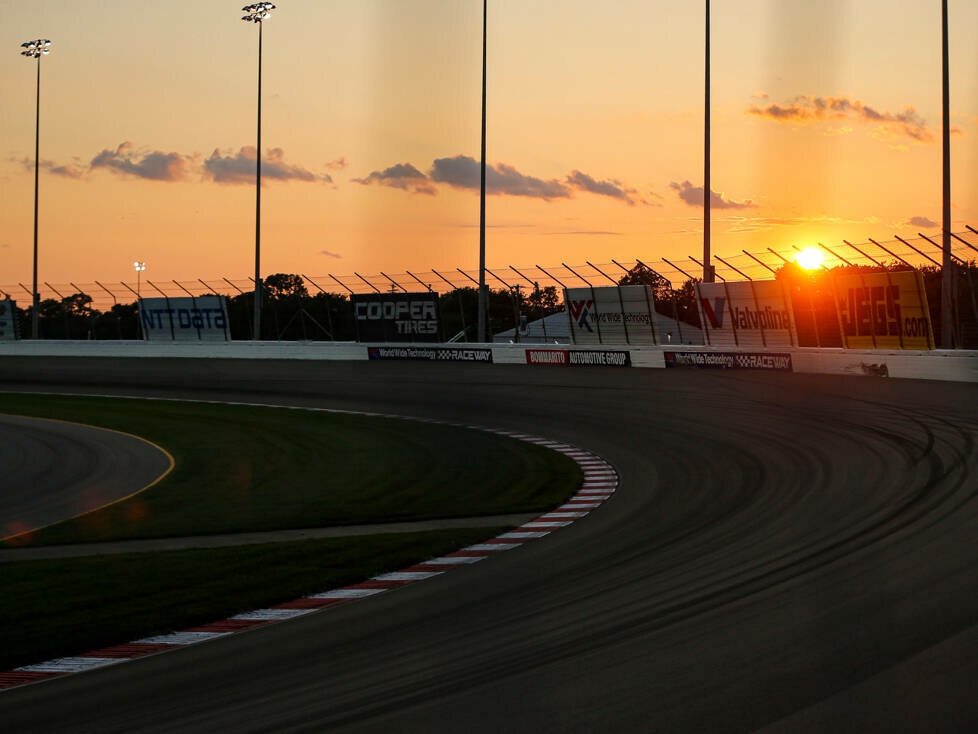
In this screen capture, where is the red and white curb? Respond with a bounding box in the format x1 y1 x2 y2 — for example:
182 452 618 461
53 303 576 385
0 398 617 691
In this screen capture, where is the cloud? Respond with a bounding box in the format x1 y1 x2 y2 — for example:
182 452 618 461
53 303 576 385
669 180 755 210
12 155 85 179
91 142 191 181
319 250 342 258
565 170 636 205
352 162 437 195
747 94 933 142
908 216 938 228
350 155 643 205
751 91 769 101
430 155 571 200
543 230 622 236
325 157 348 171
204 146 330 184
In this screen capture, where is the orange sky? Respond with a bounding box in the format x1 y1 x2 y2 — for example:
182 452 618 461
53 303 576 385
1 0 976 292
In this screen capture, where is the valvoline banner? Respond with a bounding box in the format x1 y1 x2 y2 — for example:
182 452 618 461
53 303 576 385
564 285 657 346
695 280 796 348
830 270 933 350
139 296 230 341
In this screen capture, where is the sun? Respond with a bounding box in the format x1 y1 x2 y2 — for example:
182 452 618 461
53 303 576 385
795 247 824 270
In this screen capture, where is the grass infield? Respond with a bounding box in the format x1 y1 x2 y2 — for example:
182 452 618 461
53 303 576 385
0 528 508 671
0 393 581 546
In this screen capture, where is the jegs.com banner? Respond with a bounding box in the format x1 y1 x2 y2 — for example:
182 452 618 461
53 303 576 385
830 270 934 350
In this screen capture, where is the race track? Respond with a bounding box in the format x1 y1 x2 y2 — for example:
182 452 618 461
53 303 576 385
1 357 976 733
0 412 172 541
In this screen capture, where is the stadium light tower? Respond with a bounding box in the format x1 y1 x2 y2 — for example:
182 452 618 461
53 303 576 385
20 38 51 339
241 2 275 341
703 0 714 283
477 0 488 342
940 0 952 347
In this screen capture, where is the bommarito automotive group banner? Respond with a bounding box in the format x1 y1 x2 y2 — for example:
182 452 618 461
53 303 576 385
352 292 441 343
695 280 796 348
139 296 230 341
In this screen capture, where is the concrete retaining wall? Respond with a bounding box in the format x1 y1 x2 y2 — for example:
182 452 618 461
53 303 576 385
2 340 976 383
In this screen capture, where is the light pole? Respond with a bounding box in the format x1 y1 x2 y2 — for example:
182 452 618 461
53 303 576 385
703 0 714 283
477 0 488 342
20 38 51 339
241 3 275 341
134 261 146 340
940 0 953 347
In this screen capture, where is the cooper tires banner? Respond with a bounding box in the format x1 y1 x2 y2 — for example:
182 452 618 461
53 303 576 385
352 293 441 343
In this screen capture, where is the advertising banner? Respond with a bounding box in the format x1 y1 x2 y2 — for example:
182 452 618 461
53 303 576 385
786 277 844 348
139 296 230 341
0 299 19 341
367 346 492 362
830 270 933 350
525 348 632 367
695 280 795 348
352 292 441 343
564 285 657 346
664 351 793 371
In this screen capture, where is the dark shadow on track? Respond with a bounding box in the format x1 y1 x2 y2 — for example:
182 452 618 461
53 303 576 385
0 413 172 542
0 357 976 733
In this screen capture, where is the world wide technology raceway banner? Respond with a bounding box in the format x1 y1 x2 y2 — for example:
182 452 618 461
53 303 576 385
564 285 658 346
664 351 793 371
367 346 493 362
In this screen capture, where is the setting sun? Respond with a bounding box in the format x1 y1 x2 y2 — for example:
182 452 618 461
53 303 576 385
795 247 824 270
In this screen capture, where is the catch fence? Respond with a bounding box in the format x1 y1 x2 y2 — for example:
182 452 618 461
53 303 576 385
2 229 977 347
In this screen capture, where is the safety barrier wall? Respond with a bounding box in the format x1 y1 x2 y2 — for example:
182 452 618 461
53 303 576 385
1 340 976 382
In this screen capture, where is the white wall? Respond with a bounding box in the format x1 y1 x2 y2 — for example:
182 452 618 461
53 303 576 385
2 340 976 383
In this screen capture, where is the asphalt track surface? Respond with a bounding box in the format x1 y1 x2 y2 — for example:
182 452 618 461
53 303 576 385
1 357 976 733
0 412 172 542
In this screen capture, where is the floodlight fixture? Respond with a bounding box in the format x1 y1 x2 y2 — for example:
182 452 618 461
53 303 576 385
20 39 51 58
242 3 274 22
134 261 146 301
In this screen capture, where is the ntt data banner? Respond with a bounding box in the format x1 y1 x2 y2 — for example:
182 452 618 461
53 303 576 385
695 280 796 348
664 351 793 371
831 270 934 350
525 348 632 367
0 299 19 341
139 296 230 342
564 285 657 346
352 292 441 343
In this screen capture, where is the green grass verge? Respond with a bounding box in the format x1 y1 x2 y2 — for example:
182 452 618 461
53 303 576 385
0 393 581 546
0 527 507 671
